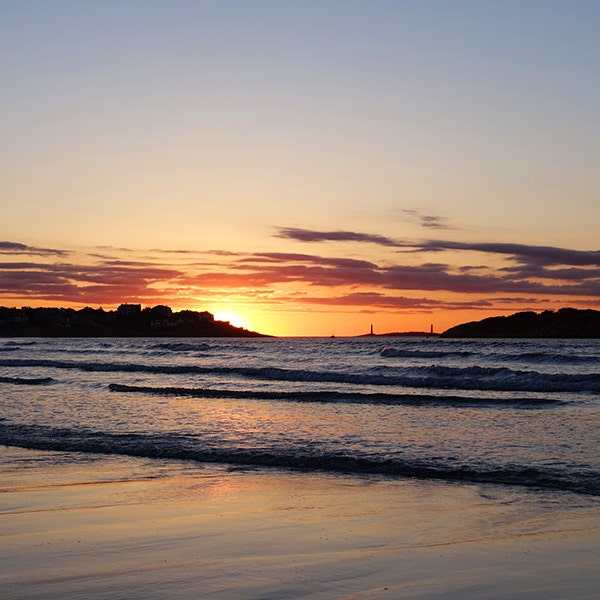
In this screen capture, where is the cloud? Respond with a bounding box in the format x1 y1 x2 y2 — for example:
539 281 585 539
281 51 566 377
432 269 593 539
185 251 600 298
380 263 593 295
400 210 454 230
418 240 600 267
0 242 29 253
419 215 452 230
275 227 600 280
1 237 599 314
295 292 494 311
0 260 184 305
245 253 379 270
276 226 600 262
500 265 600 281
276 227 400 247
0 241 69 256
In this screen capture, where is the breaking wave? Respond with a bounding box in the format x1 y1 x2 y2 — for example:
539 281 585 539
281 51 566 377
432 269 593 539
0 376 54 385
108 382 563 408
381 345 600 365
2 357 600 393
150 342 213 352
0 422 596 496
379 347 475 359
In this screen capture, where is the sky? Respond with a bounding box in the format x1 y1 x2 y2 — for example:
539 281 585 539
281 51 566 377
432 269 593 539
1 0 600 336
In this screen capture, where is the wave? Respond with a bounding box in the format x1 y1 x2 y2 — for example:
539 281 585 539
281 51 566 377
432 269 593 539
2 357 600 393
1 423 596 496
507 351 600 365
379 346 475 359
381 346 600 365
150 342 213 352
0 375 54 385
108 383 562 408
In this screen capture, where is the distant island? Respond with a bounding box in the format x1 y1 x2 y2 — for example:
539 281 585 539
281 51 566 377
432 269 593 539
357 331 437 338
0 304 266 337
441 308 600 338
356 324 437 338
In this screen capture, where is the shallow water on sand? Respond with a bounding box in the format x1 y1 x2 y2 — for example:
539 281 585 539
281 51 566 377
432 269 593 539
1 446 598 600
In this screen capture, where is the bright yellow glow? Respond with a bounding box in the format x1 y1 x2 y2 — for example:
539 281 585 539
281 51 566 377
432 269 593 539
212 309 249 330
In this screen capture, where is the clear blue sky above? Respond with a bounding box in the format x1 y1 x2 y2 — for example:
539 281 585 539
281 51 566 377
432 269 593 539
2 1 599 335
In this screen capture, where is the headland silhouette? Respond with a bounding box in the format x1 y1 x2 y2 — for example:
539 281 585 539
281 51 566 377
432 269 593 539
0 304 266 337
441 308 600 338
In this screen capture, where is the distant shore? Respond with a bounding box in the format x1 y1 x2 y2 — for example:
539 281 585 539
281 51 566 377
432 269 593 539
354 308 600 339
3 305 600 339
356 331 439 338
0 304 266 337
442 307 600 338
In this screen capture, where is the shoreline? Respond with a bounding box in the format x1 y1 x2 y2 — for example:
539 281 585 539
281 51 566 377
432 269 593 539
1 446 598 599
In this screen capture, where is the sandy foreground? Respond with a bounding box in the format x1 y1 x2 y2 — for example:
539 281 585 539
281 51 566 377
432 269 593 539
0 446 598 600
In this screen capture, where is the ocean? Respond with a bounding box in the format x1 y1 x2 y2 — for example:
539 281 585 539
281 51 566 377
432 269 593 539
1 336 599 497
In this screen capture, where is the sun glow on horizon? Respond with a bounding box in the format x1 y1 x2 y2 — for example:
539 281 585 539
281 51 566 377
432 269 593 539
211 308 250 331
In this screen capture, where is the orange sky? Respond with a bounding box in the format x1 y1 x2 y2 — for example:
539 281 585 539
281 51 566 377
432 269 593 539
2 2 600 336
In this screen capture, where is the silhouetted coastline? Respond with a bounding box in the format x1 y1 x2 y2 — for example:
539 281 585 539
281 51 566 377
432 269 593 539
357 331 438 338
0 304 266 337
441 308 600 338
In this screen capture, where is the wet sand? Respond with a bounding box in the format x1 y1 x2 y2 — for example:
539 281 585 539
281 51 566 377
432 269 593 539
1 446 598 599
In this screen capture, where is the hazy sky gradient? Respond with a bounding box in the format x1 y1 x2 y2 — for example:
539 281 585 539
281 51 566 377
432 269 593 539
2 1 599 335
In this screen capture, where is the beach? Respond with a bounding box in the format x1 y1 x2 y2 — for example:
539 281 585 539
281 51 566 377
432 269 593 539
5 0 600 594
1 446 598 600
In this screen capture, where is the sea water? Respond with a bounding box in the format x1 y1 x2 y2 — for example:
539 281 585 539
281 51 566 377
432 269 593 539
0 336 598 496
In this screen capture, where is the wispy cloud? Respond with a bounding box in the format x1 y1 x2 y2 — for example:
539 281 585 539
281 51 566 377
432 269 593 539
244 253 379 270
418 240 600 267
400 209 455 230
276 227 400 247
0 241 69 257
294 292 494 311
275 227 600 268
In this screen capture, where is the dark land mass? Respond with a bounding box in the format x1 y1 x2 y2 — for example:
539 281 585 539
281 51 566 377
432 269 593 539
441 308 600 338
357 331 439 338
0 304 267 337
